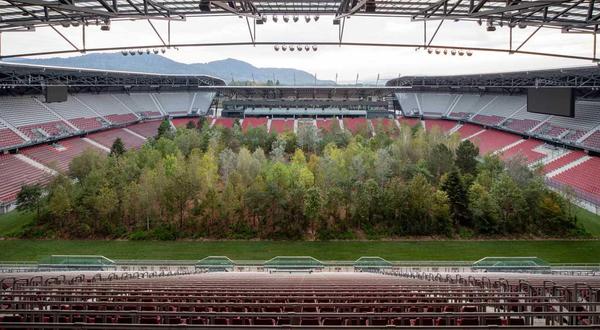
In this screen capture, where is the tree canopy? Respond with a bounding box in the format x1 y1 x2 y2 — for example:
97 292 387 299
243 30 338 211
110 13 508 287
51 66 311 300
19 119 584 240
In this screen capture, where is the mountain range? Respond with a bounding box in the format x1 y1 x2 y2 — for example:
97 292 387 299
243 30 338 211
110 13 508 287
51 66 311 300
7 53 334 85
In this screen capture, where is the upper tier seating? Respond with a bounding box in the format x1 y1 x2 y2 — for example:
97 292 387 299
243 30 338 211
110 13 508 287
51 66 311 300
471 96 525 126
242 117 268 132
191 92 216 115
43 95 106 131
270 119 294 133
581 130 600 151
424 119 458 133
502 108 548 133
499 139 545 164
154 92 194 115
542 150 587 174
537 101 600 142
113 94 162 119
469 129 522 155
0 121 25 149
417 93 457 116
396 93 420 115
127 120 162 138
87 128 146 150
21 138 105 173
76 94 138 124
455 123 485 139
0 96 73 140
448 94 495 119
551 157 600 204
343 118 369 134
0 154 52 203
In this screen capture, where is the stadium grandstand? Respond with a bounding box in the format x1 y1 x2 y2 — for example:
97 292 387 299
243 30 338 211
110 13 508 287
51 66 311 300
2 1 600 328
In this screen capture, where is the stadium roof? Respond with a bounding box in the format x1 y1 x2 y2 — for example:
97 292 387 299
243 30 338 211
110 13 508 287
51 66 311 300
0 61 225 94
386 65 600 91
0 0 597 33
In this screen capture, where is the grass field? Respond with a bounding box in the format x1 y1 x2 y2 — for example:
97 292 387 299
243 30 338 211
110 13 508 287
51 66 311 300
1 208 599 263
1 240 600 263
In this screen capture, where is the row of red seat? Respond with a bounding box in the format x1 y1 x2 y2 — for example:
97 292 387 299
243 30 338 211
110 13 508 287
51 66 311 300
20 138 105 173
0 154 52 203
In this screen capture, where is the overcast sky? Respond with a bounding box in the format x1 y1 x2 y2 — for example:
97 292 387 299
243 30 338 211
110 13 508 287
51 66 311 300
2 16 596 83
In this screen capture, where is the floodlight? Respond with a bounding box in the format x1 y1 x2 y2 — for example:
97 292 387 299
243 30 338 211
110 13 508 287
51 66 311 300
153 49 159 54
282 45 287 51
304 45 310 51
146 49 151 54
293 15 299 22
161 48 166 54
274 45 280 51
466 50 473 56
137 49 143 55
289 46 295 51
458 50 465 56
297 45 302 51
305 16 311 23
435 49 441 54
443 49 448 55
312 45 317 51
451 49 457 56
314 15 319 21
283 15 289 23
121 50 128 56
427 49 433 54
129 50 136 55
272 15 278 22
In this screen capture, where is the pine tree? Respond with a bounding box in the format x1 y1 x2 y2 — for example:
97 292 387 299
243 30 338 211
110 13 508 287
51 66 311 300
156 119 172 140
456 140 479 175
16 184 43 218
441 169 472 227
110 138 125 157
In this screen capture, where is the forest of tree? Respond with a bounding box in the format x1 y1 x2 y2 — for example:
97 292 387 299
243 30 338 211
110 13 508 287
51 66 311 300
17 118 585 240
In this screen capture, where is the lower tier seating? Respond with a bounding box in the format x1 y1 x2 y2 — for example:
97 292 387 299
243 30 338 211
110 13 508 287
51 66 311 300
316 119 339 131
471 114 505 126
242 117 268 132
69 117 105 131
397 117 421 127
502 118 540 133
499 139 545 164
18 121 73 140
551 157 600 203
343 118 369 134
87 128 146 150
455 123 485 139
105 114 138 125
469 129 522 155
582 130 600 150
21 138 105 173
213 117 235 128
542 150 587 174
127 120 162 138
0 154 52 203
270 119 294 133
424 119 458 133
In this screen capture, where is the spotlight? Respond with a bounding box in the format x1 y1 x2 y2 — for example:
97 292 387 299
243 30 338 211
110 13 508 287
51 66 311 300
282 45 287 51
146 49 151 54
283 15 289 23
518 22 527 29
466 50 473 56
458 50 465 56
262 16 267 23
289 45 295 51
486 25 496 32
61 21 70 28
297 45 302 51
71 20 80 27
100 19 110 31
314 15 319 21
304 45 310 51
427 49 433 54
153 49 159 54
161 48 166 54
451 49 457 56
274 45 280 51
272 15 278 23
312 45 317 51
305 15 311 23
443 49 448 55
121 50 128 56
435 49 441 55
137 49 143 55
293 15 299 22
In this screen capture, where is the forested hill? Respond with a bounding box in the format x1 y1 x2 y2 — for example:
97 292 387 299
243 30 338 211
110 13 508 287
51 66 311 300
16 119 583 240
7 53 334 85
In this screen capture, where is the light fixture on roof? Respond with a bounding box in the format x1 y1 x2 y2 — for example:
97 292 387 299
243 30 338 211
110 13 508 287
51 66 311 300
283 15 289 23
451 49 457 56
129 50 136 55
289 45 295 51
161 48 166 54
262 16 267 23
137 49 144 55
274 45 280 51
466 50 473 56
297 45 302 51
314 15 319 21
100 18 110 31
312 45 317 51
435 49 441 55
443 49 448 55
121 50 128 56
71 20 80 27
305 15 311 23
272 15 278 22
486 18 496 31
304 45 310 51
153 49 159 54
518 22 527 29
458 50 465 56
293 15 299 22
282 45 287 51
61 21 70 28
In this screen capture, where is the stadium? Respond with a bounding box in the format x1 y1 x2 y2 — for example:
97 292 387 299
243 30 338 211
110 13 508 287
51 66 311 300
1 0 600 328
